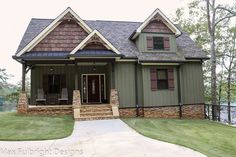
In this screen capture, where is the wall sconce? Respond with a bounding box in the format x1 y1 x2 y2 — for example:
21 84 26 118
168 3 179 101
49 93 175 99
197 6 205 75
50 66 54 72
92 62 96 71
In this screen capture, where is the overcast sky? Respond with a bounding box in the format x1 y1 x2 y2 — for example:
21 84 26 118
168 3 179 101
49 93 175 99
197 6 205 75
0 0 234 84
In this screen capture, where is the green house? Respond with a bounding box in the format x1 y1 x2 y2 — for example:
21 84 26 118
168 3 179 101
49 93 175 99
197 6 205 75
13 8 207 120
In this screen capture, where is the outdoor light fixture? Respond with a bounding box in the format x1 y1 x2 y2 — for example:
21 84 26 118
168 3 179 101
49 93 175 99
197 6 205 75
50 66 54 72
92 62 96 71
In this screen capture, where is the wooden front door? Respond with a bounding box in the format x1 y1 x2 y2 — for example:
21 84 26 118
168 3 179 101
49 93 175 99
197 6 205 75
87 75 100 103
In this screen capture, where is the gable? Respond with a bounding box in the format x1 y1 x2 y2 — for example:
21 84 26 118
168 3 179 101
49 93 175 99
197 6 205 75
70 30 120 54
16 7 92 57
142 14 173 34
130 9 181 39
32 19 88 51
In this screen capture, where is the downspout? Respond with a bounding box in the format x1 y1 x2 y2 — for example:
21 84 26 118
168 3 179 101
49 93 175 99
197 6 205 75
135 62 139 117
177 65 182 119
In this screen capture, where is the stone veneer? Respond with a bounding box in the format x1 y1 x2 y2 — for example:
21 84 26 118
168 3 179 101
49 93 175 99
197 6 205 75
72 90 81 119
119 108 144 117
17 92 28 114
119 104 204 119
110 89 120 117
182 104 205 119
144 106 180 118
27 107 73 115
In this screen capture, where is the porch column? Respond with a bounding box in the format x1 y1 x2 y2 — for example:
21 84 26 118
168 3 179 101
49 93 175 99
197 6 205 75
111 62 115 88
74 62 78 90
22 63 26 92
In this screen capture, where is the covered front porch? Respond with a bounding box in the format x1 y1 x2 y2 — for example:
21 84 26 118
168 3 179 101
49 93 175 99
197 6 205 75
18 59 120 120
25 59 116 106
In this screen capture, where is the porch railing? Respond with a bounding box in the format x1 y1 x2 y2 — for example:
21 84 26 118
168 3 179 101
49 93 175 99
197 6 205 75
205 104 236 124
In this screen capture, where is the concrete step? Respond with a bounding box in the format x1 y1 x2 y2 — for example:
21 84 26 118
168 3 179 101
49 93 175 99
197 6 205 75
80 104 112 112
80 111 113 117
80 108 112 112
75 115 118 121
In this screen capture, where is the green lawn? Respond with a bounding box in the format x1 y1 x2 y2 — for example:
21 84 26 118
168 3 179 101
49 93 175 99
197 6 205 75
123 118 236 157
0 112 74 141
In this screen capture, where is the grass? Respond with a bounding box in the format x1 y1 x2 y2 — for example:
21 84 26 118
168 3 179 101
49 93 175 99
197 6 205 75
0 112 74 141
123 118 236 157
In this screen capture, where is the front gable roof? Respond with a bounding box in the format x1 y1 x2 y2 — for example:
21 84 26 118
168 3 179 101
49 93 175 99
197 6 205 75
16 7 92 57
70 30 120 55
130 8 181 40
14 8 208 61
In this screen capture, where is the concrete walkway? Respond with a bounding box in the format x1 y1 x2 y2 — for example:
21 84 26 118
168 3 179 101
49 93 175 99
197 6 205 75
0 119 206 157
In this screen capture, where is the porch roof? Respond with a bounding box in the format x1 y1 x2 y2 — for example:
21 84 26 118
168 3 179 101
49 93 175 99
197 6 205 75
18 50 121 60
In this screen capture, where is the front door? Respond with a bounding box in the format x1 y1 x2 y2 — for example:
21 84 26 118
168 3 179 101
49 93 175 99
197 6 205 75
87 75 100 103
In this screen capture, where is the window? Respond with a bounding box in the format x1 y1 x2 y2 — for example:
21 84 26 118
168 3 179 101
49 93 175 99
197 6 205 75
48 75 61 93
146 36 170 51
153 37 164 50
157 69 168 89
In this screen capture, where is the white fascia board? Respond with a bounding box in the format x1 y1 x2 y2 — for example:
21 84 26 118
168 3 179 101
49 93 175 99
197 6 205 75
16 7 92 57
132 8 181 40
70 30 120 54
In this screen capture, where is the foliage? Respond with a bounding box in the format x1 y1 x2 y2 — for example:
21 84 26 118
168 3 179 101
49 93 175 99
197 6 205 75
123 118 236 157
0 112 74 140
0 68 12 90
6 77 30 103
173 0 236 103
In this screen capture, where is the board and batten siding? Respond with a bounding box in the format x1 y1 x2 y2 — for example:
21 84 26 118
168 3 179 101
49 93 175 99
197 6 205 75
114 62 136 108
137 64 144 106
142 66 179 106
31 66 75 105
180 63 205 104
135 33 177 52
31 64 111 105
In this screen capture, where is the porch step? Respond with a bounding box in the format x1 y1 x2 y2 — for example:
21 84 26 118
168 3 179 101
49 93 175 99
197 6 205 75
80 104 112 112
76 104 116 121
75 115 118 121
80 111 113 117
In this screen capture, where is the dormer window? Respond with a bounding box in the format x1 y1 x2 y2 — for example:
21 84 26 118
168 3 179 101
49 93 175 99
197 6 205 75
153 37 164 50
146 36 170 51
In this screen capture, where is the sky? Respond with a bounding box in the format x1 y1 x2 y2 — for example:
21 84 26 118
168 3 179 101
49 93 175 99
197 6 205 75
0 0 234 84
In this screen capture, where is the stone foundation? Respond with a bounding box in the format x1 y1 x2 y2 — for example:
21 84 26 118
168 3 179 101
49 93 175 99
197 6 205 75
182 104 204 119
27 107 73 115
119 108 136 117
144 106 179 118
119 108 144 117
119 104 205 119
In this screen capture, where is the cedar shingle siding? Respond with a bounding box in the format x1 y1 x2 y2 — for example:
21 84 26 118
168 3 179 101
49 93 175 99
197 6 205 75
142 20 172 33
32 20 88 51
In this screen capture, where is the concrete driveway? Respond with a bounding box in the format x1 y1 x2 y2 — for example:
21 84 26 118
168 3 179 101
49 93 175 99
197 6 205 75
0 119 206 157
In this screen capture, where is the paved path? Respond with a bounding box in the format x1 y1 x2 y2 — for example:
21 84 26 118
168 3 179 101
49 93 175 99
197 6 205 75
0 119 206 157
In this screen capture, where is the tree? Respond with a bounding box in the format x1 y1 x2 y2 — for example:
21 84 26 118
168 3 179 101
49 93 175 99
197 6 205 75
0 68 10 89
206 0 236 120
222 26 236 123
6 77 30 103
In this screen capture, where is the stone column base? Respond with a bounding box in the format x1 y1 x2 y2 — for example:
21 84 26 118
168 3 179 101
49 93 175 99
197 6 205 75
17 92 28 114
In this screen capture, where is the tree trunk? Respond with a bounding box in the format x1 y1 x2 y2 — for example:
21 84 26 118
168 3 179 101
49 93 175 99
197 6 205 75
227 69 231 123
